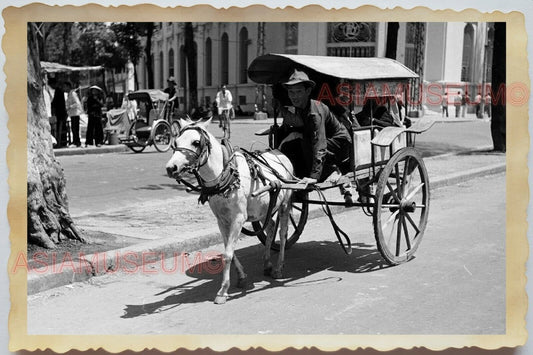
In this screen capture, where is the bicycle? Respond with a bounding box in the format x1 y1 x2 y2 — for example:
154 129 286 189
219 108 232 139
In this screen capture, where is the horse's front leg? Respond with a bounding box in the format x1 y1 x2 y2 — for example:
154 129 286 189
271 200 290 279
214 215 245 304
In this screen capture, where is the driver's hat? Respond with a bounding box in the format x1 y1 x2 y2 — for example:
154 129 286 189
282 69 316 88
167 76 176 84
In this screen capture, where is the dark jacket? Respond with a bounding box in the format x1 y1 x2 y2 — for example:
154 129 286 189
51 88 67 121
87 95 103 117
280 100 351 180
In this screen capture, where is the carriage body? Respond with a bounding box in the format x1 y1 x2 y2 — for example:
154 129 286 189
119 89 177 153
247 53 434 265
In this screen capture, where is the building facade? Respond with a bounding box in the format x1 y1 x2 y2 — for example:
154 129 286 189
136 22 493 115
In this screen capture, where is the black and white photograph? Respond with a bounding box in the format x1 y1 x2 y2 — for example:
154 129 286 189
2 3 529 354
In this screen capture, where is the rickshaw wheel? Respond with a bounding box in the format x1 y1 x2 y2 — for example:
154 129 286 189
128 144 146 153
153 121 172 152
253 192 309 251
373 147 429 265
127 121 147 153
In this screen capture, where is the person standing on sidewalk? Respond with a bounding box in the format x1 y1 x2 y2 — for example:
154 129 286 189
85 86 104 147
473 93 481 118
441 93 449 117
461 91 469 118
454 91 462 118
50 77 68 148
65 82 83 147
484 93 492 118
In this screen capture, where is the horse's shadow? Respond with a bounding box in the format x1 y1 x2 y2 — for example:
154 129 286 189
122 240 390 319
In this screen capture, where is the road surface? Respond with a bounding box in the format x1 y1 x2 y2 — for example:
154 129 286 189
28 173 505 335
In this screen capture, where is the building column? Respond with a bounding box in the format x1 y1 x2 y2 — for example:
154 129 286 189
396 23 407 65
376 22 387 57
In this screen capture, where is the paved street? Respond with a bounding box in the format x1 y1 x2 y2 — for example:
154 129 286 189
27 173 505 335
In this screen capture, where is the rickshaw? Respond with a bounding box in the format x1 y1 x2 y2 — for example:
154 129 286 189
119 89 179 153
244 54 435 265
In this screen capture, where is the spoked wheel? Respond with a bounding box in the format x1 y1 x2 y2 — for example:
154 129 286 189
254 192 309 251
221 112 231 139
127 121 147 153
152 121 172 152
373 147 430 265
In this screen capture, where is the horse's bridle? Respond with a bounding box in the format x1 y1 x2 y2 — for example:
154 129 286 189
171 125 212 175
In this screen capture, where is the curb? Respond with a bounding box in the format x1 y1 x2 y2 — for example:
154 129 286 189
27 227 222 295
54 145 128 157
28 153 505 295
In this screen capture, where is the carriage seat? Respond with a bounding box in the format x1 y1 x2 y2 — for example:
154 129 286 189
148 109 158 126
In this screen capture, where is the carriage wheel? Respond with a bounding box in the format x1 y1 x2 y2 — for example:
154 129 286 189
127 121 147 153
153 121 172 152
373 147 430 265
253 192 309 251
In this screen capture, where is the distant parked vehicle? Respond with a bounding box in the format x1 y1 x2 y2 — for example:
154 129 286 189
119 89 180 153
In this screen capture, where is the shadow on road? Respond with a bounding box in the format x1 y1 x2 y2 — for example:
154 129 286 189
121 240 392 319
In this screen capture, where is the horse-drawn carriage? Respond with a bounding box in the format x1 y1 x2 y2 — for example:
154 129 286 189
245 53 434 264
166 54 434 303
120 89 179 153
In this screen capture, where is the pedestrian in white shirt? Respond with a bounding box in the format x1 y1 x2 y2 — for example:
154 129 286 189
65 82 83 147
216 85 233 127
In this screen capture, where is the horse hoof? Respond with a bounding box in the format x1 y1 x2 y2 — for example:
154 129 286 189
214 295 227 304
271 270 284 279
237 277 248 289
263 267 272 277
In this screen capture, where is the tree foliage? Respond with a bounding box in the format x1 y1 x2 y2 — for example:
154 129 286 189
110 22 143 66
36 21 155 87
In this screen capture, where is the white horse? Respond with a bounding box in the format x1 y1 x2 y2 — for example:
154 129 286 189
165 119 294 304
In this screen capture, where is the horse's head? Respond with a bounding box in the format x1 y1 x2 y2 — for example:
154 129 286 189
166 118 212 179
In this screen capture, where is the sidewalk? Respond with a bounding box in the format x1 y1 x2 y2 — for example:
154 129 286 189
28 145 505 295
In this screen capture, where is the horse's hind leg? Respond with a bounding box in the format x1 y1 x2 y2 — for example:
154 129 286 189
231 255 248 288
262 217 276 276
271 201 290 279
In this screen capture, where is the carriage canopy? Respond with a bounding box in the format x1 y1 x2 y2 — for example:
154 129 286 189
247 53 418 85
127 89 169 102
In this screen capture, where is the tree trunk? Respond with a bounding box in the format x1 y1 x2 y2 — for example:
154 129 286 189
184 22 198 110
27 24 86 249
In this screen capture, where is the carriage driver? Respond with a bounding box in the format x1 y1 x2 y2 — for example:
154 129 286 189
277 69 352 188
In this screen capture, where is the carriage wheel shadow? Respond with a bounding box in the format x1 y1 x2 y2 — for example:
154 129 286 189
121 240 391 319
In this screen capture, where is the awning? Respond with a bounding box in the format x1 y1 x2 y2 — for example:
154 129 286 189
40 61 104 74
248 53 418 84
